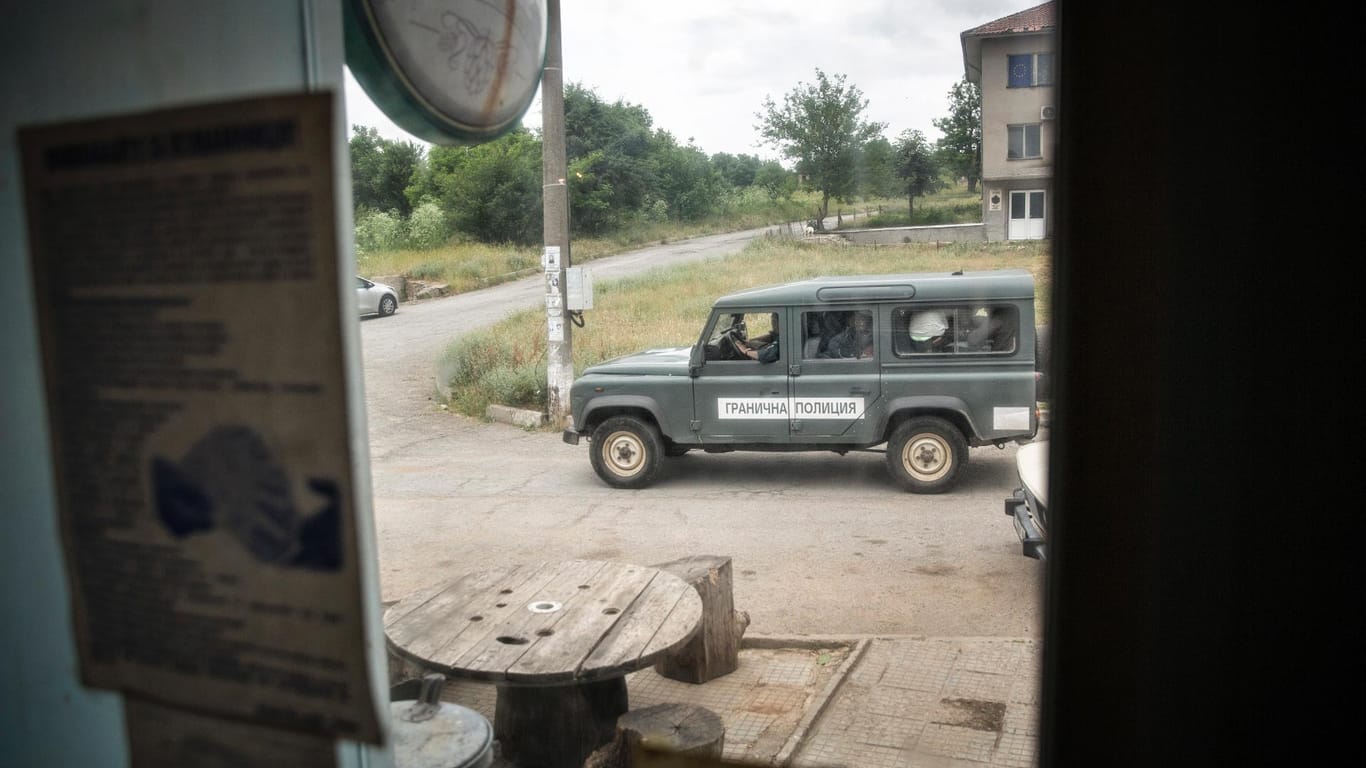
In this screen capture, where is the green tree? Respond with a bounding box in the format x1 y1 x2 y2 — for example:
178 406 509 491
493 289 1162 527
349 125 423 216
754 160 796 200
566 150 616 236
425 128 543 244
756 69 885 228
932 79 982 193
894 129 945 217
563 83 657 217
709 152 762 189
653 135 723 222
856 136 900 199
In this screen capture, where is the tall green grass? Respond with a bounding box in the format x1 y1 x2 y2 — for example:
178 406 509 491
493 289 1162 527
442 237 1052 419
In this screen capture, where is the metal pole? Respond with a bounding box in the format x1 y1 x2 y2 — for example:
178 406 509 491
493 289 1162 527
542 0 572 426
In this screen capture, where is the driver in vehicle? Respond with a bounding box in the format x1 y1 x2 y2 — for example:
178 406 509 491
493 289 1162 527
735 314 780 362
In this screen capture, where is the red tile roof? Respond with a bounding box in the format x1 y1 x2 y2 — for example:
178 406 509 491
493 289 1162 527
966 1 1056 36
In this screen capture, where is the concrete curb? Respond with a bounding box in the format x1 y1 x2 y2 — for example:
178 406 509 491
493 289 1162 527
740 634 862 651
484 404 546 429
773 637 871 767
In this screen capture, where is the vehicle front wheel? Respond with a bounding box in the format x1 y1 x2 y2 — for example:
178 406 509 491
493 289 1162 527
886 416 968 494
589 416 664 489
379 294 398 316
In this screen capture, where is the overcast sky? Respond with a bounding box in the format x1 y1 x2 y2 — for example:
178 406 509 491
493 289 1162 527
344 0 1027 160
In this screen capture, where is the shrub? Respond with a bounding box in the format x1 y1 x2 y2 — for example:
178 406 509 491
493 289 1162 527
481 364 545 409
440 326 546 415
403 201 449 250
354 209 403 256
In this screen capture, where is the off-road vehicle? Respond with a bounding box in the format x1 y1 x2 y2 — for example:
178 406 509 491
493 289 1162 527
562 270 1040 493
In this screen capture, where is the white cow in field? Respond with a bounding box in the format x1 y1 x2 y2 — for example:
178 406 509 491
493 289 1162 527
803 225 815 236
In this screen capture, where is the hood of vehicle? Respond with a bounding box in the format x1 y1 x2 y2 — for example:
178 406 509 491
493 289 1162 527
582 346 692 376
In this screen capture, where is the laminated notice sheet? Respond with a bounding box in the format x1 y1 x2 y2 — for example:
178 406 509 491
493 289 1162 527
124 696 338 768
20 93 381 742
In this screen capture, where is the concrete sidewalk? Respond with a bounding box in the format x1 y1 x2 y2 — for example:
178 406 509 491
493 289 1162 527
438 634 1041 767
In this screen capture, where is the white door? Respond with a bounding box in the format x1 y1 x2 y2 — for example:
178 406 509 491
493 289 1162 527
1008 190 1047 240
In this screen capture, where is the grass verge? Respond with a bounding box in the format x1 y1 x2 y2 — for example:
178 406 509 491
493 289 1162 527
354 192 942 295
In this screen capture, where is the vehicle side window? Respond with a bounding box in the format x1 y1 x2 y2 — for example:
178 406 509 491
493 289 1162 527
702 311 781 363
892 304 1019 356
803 309 873 359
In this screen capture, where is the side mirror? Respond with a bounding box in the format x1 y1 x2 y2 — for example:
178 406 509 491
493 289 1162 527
689 344 703 377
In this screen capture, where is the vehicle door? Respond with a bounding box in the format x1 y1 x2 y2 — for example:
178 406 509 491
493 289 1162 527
692 309 790 443
787 306 883 441
356 276 378 314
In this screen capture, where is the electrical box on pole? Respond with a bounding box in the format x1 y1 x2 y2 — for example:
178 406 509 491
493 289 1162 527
566 268 593 311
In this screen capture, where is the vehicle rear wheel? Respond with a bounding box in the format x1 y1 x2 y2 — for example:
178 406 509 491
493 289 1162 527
886 416 968 494
379 294 398 316
589 415 664 489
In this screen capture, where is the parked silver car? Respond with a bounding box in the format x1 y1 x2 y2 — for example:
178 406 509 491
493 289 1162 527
356 276 398 318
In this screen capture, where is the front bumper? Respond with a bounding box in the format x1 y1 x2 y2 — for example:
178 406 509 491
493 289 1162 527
1004 490 1047 561
562 429 581 445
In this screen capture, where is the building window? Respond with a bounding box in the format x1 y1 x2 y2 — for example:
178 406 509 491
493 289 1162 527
1008 124 1043 160
1008 53 1055 87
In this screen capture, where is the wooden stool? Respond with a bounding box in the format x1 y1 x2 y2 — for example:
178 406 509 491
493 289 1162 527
651 556 750 684
584 704 724 768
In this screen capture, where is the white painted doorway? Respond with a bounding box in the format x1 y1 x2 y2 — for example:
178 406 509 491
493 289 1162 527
1008 190 1047 240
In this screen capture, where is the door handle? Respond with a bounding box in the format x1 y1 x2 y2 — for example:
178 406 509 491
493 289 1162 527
850 387 871 395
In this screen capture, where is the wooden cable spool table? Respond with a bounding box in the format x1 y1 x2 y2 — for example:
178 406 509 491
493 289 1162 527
384 560 703 768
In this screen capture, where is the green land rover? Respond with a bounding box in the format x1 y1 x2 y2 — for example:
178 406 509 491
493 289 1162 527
562 269 1040 493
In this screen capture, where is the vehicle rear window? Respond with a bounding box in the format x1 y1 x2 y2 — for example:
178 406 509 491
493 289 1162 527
891 304 1019 356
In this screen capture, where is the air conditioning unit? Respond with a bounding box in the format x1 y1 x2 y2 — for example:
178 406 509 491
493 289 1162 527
1040 105 1057 121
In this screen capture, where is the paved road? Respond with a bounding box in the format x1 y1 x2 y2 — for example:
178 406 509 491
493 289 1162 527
358 223 1044 639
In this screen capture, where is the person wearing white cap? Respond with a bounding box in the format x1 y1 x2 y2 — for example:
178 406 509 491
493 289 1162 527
908 310 949 352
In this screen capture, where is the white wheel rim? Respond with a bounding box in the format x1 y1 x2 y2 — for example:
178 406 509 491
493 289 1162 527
902 433 952 482
601 430 646 478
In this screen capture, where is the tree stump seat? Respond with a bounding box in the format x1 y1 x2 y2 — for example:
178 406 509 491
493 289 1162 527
651 555 750 684
584 703 725 768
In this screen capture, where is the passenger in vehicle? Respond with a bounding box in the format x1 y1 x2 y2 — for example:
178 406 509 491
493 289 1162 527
960 307 1017 352
907 309 949 352
822 311 873 358
803 314 825 359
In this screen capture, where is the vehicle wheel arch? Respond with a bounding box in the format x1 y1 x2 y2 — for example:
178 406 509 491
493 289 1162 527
581 397 667 438
878 396 976 446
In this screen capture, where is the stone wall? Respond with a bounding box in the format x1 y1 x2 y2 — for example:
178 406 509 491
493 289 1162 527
371 274 449 301
835 223 986 245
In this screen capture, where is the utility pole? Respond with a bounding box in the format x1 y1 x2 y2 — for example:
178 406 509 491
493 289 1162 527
541 0 572 426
